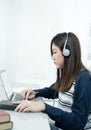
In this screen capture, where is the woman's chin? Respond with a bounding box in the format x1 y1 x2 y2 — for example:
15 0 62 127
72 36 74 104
56 66 60 69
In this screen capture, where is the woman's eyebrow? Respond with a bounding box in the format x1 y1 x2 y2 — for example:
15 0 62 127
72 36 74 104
52 49 57 51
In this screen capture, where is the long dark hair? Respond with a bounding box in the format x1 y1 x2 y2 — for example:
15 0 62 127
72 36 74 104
50 32 86 92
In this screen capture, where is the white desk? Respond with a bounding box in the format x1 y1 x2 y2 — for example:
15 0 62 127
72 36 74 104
6 110 50 130
0 83 50 130
5 97 50 130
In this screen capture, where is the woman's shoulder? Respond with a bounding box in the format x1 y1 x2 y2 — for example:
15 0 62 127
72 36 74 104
73 70 91 97
74 70 91 90
76 69 91 80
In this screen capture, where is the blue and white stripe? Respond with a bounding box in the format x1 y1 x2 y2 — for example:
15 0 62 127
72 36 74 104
57 81 91 130
58 82 75 112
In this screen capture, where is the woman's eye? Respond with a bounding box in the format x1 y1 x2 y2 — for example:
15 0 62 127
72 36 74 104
53 52 57 54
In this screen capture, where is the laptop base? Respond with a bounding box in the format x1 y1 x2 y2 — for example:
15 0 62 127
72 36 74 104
0 100 17 110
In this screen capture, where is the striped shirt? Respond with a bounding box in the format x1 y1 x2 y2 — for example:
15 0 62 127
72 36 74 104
58 81 91 130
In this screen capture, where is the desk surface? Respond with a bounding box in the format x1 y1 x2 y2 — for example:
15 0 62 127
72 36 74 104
6 110 50 130
5 97 50 130
0 84 50 130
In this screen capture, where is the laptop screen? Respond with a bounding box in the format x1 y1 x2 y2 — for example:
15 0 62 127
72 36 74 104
0 70 13 99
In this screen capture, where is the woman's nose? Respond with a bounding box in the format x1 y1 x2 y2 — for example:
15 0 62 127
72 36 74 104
51 55 55 61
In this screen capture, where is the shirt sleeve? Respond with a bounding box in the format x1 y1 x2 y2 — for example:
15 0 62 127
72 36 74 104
42 72 91 130
34 83 58 99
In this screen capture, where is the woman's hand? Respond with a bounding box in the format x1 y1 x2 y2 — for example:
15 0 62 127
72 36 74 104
21 89 36 100
13 100 45 112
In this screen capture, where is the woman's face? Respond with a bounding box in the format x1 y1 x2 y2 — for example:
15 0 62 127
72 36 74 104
51 43 64 69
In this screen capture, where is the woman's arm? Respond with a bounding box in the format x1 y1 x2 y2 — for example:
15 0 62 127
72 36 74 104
21 83 58 99
35 83 58 99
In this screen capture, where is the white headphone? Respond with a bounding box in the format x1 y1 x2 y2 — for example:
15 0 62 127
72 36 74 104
62 33 70 57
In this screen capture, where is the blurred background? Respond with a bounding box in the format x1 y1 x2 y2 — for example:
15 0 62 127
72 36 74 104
0 0 91 88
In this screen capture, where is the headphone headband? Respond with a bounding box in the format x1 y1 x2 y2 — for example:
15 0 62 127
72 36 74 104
64 33 68 48
62 33 70 57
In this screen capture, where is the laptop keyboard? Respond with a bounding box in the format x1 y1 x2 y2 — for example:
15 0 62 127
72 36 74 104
11 93 23 101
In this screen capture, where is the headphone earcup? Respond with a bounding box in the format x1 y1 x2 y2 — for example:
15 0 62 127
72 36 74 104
62 48 70 57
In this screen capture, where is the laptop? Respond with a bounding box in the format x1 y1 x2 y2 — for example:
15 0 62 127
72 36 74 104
0 70 42 110
0 69 23 102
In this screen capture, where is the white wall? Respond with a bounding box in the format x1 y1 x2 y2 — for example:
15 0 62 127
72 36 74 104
0 0 91 88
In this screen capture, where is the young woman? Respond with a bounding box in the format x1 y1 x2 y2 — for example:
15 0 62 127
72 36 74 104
13 32 91 130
